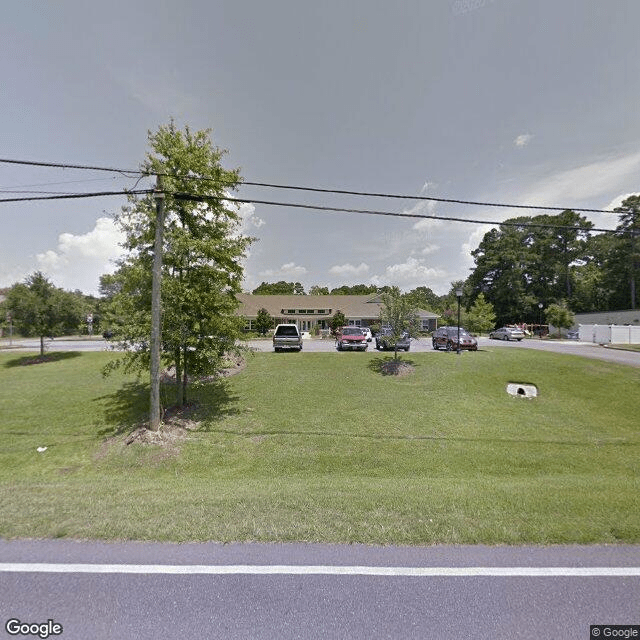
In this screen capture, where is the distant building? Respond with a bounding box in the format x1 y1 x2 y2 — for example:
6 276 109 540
237 293 439 332
574 309 640 328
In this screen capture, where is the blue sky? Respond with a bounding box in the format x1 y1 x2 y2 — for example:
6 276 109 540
2 0 639 295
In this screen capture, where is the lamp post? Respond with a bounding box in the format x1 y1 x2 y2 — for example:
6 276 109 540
538 302 543 339
456 287 463 354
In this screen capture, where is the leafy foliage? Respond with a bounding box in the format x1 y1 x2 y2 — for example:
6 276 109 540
378 287 420 359
252 281 305 295
545 301 575 335
465 293 496 334
3 272 89 354
255 308 273 335
102 122 253 405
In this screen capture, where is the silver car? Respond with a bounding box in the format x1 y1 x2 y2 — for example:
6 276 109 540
489 326 526 341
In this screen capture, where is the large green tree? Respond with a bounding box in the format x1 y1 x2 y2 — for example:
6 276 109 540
4 272 87 355
103 122 253 406
469 212 593 324
613 195 640 309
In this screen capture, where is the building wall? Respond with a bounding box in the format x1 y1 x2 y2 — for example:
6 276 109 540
574 309 640 327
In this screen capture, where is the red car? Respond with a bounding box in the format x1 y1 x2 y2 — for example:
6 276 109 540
336 327 368 351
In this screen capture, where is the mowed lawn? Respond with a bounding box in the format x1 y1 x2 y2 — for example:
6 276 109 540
0 347 638 544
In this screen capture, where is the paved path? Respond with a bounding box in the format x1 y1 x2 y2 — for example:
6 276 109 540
1 540 638 639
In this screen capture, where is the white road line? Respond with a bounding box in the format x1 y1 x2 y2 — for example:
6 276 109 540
1 564 639 577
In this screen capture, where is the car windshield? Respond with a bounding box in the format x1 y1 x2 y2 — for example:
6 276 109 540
343 328 363 336
275 326 298 336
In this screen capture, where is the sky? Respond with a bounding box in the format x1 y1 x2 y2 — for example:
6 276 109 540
2 0 640 296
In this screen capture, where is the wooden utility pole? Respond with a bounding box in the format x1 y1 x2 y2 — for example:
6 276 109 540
150 175 165 430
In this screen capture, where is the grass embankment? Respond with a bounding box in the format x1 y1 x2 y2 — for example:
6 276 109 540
0 348 638 544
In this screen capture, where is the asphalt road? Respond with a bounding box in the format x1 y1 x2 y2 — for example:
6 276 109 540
1 540 638 640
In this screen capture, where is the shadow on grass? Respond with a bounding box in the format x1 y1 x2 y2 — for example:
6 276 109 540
95 381 150 437
368 355 418 376
4 351 82 369
3 352 82 368
95 378 241 437
189 379 242 431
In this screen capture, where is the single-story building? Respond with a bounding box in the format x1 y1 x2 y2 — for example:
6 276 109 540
573 309 640 327
237 293 439 333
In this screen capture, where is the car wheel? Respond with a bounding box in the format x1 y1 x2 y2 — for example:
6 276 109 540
503 335 509 341
405 346 410 352
432 341 438 350
446 341 452 351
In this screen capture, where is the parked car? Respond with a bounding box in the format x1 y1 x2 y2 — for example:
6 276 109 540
489 326 526 341
566 329 579 340
336 327 368 351
360 327 373 342
273 324 303 352
432 326 478 351
375 328 411 352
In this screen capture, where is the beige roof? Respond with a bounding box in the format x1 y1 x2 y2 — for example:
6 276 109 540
236 293 438 319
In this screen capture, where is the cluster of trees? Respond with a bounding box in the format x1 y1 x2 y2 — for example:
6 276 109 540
251 281 388 296
468 199 640 326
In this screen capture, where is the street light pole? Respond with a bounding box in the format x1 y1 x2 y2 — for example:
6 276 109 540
538 302 543 339
456 287 463 355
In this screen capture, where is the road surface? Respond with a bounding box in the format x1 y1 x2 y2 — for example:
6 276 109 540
1 540 638 640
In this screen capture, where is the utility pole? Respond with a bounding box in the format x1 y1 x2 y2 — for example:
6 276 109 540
150 175 165 430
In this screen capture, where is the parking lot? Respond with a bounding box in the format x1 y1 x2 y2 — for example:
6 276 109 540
247 335 640 367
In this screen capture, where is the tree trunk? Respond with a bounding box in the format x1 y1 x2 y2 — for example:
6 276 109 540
40 335 44 357
182 344 188 406
174 346 184 407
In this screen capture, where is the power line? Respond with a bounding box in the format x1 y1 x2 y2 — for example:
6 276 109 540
0 156 625 215
0 157 140 176
174 193 619 234
238 181 619 215
0 186 622 233
0 189 153 203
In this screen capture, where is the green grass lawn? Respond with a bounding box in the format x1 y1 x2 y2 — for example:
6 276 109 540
0 348 638 544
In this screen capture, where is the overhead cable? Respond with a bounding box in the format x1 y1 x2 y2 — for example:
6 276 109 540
0 156 624 215
0 189 153 203
173 193 618 234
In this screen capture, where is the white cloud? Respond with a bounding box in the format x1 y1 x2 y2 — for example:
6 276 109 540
371 257 448 293
414 243 440 256
227 201 266 234
516 152 640 208
35 217 125 294
259 262 308 279
603 193 640 212
460 224 494 272
514 133 534 147
328 262 370 277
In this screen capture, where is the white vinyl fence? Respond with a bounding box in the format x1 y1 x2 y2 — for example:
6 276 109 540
579 324 640 344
